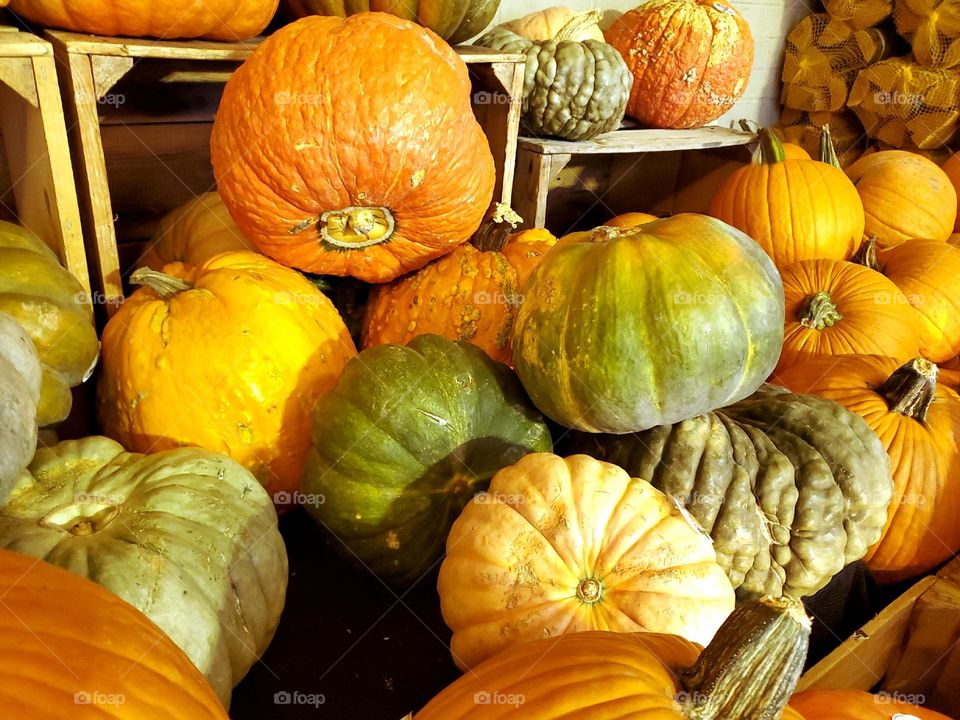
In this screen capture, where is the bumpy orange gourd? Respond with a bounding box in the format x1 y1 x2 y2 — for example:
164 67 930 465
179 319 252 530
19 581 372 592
774 356 960 582
211 14 496 283
777 259 922 374
98 251 356 500
362 205 556 364
6 0 276 40
942 151 960 232
0 549 227 719
604 211 659 228
605 0 754 129
790 689 954 719
847 151 957 246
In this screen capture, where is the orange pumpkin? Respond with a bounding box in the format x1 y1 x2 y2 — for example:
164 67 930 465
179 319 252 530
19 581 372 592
362 205 556 364
604 211 659 228
211 14 496 283
790 689 953 719
942 151 960 232
0 548 227 718
781 142 812 159
605 0 754 129
774 356 960 582
777 259 921 373
950 233 960 248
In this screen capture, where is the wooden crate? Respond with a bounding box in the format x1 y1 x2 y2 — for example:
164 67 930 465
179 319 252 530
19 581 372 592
0 30 90 295
47 31 523 317
798 556 960 716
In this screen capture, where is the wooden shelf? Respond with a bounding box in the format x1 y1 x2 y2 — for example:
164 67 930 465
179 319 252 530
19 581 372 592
518 126 757 156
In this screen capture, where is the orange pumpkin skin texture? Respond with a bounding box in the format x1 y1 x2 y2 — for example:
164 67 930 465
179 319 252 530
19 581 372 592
942 151 960 232
846 151 957 247
781 142 812 160
774 356 960 582
605 0 754 129
0 549 227 719
605 211 659 228
6 0 276 40
211 14 496 283
438 453 735 671
790 689 953 719
98 251 357 499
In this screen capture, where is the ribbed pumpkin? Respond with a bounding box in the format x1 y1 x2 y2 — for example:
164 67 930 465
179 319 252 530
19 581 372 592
138 192 255 271
414 597 810 720
774 356 960 582
439 453 735 670
0 313 40 504
0 548 227 719
709 129 865 268
501 6 604 42
362 205 556 364
847 151 957 246
605 0 754 129
512 215 785 433
790 689 953 719
942 150 960 232
211 14 495 282
605 211 659 228
0 220 99 426
777 259 922 374
6 0 277 40
854 237 960 363
98 251 356 500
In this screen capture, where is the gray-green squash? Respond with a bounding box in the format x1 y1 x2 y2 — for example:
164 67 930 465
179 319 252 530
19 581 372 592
0 312 41 504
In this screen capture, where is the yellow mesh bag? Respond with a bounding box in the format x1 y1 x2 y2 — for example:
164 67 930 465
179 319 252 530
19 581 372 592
773 108 867 167
824 0 894 30
848 56 960 148
894 0 960 68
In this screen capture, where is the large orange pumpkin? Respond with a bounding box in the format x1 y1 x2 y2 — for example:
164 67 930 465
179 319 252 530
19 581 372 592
211 14 496 283
5 0 277 40
942 151 960 232
774 356 960 582
0 548 227 718
790 689 953 719
605 0 754 129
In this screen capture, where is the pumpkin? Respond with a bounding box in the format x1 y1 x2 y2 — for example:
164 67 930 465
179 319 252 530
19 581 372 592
790 689 953 719
475 13 633 142
709 129 866 268
439 453 735 670
777 258 922 374
782 142 812 159
0 437 287 706
774 356 960 582
951 233 960 248
512 215 784 433
211 14 495 283
846 151 957 246
854 237 960 363
605 0 754 129
501 6 604 42
605 211 659 228
362 204 557 364
414 596 810 720
303 334 552 585
566 384 892 601
6 0 277 40
138 192 255 271
0 220 99 427
98 251 356 500
0 313 40 504
942 151 960 232
281 0 500 43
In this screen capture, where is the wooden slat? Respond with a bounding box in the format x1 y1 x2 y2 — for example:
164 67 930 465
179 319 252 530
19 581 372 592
0 31 51 57
519 127 757 156
44 30 260 60
454 45 524 64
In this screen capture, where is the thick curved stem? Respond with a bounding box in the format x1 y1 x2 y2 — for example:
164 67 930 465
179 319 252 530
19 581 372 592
799 292 843 330
852 237 882 271
130 268 193 299
472 203 522 252
878 358 937 422
758 128 787 165
319 206 396 249
553 8 603 41
819 125 842 169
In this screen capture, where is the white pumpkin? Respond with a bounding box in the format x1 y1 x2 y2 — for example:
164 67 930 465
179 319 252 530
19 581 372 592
0 312 40 503
501 6 605 42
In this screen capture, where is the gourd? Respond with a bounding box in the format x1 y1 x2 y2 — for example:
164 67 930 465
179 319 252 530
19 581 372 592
605 211 659 228
500 6 604 42
0 313 41 504
790 689 953 719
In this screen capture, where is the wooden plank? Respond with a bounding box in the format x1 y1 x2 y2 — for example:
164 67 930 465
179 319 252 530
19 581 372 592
0 55 37 105
455 45 524 64
519 127 757 156
512 148 558 230
0 32 51 57
91 55 134 98
468 59 523 206
44 30 259 60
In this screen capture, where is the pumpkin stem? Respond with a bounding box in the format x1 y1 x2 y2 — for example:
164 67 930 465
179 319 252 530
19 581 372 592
819 125 842 169
878 358 937 423
852 236 882 271
799 292 842 330
472 203 522 253
130 267 193 299
757 128 787 165
553 9 603 41
319 206 396 249
680 596 810 720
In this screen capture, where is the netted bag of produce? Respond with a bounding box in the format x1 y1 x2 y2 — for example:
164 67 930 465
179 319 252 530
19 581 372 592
848 56 960 148
894 0 960 68
823 0 894 29
773 108 868 167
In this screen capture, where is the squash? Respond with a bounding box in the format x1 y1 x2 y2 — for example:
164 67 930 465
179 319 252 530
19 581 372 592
475 13 633 141
846 150 957 246
281 0 500 43
98 251 356 500
605 0 754 129
501 6 604 42
942 150 960 232
566 384 892 601
777 258 922 373
6 0 277 40
774 356 960 582
854 237 960 363
362 204 557 364
137 192 255 271
0 548 227 719
790 689 953 719
303 334 552 585
414 596 810 720
0 313 40 504
605 211 659 228
512 215 784 433
709 129 866 268
0 220 99 427
0 437 286 706
211 14 495 282
439 453 735 670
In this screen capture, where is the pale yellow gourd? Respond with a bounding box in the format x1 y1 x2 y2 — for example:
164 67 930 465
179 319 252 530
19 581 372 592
501 6 605 42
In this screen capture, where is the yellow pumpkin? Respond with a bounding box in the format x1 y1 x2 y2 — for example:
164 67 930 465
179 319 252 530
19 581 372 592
500 6 605 42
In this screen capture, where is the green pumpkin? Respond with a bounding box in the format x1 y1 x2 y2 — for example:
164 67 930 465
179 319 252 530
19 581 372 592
512 214 785 433
566 385 893 601
475 13 632 141
0 437 288 707
303 334 552 585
